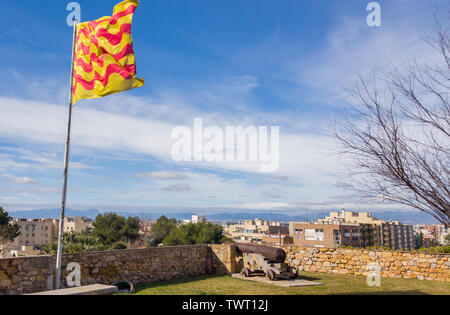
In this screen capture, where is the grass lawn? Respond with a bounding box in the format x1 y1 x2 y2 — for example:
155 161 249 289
131 272 450 295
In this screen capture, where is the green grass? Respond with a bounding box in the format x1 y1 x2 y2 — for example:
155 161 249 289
130 272 450 295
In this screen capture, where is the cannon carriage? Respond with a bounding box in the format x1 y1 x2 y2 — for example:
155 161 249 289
236 243 297 281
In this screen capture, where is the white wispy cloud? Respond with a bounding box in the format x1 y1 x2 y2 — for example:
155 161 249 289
162 183 191 192
137 171 188 180
262 189 283 199
8 177 37 184
225 202 295 210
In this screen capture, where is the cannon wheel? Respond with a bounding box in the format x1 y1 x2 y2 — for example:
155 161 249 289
241 268 250 277
291 269 298 279
266 269 275 281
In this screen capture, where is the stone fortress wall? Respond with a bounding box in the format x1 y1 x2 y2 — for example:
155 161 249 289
1 243 448 295
0 244 236 295
283 246 450 282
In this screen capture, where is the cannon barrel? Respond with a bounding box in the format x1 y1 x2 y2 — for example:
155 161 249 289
236 243 286 263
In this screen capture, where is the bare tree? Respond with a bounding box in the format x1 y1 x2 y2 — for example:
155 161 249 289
334 15 449 227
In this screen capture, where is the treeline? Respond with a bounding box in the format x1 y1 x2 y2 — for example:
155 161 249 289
43 213 230 254
44 212 140 254
147 215 231 247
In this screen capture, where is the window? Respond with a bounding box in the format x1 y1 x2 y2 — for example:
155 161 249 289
295 228 303 234
305 228 324 241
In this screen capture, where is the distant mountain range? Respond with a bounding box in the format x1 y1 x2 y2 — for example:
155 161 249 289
6 208 440 225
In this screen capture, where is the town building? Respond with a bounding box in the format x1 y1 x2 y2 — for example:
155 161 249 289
422 233 437 248
422 225 447 245
413 224 448 247
320 210 381 225
0 218 60 257
224 219 282 243
288 222 362 248
319 210 415 250
13 218 59 247
183 215 207 224
261 226 293 246
439 231 449 246
386 221 415 250
63 217 92 233
191 215 207 224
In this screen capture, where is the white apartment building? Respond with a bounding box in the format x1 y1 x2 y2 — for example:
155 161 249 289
63 217 91 233
191 215 207 224
182 215 207 224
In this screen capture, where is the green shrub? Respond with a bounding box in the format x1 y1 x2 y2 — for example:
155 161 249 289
417 246 450 253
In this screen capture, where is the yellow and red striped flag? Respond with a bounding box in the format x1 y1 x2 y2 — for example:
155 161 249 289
72 0 144 104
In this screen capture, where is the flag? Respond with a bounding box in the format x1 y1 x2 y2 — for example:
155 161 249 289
72 0 144 104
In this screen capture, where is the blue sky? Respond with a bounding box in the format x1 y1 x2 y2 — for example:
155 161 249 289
0 0 446 214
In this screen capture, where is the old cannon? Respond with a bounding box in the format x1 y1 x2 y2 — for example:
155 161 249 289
236 243 297 281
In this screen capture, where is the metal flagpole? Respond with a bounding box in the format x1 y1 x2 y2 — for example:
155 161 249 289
55 18 78 290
